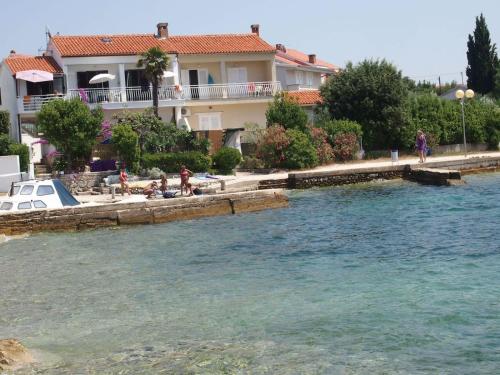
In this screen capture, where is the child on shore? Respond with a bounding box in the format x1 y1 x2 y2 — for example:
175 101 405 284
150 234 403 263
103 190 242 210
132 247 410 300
119 167 131 196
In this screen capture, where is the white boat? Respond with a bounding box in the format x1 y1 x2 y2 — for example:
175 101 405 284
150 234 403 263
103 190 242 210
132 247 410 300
0 179 80 213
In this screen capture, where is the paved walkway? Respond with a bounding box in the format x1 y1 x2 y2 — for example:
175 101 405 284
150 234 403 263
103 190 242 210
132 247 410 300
225 151 500 186
76 151 500 203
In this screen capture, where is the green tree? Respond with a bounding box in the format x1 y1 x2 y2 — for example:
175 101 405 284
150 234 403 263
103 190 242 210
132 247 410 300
111 123 140 172
37 99 103 168
320 59 408 150
137 47 170 117
494 66 500 99
466 13 499 95
0 110 10 135
282 129 318 169
266 92 309 132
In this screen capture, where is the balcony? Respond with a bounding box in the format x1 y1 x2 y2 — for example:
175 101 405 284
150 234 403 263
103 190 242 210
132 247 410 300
18 94 65 113
17 81 282 113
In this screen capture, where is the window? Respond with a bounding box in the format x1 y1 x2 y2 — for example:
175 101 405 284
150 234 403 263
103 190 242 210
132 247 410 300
296 71 305 85
17 202 32 210
36 185 55 196
77 70 109 89
197 113 222 131
20 185 34 195
306 72 313 87
26 81 53 96
33 200 47 209
0 202 12 211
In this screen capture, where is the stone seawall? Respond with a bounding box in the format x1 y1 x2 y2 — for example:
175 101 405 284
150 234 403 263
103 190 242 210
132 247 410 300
0 190 288 236
265 156 500 189
289 166 406 189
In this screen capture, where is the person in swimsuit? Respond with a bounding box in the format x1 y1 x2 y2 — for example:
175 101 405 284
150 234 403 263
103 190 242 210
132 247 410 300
160 175 168 194
179 165 193 196
119 167 131 196
416 130 427 163
143 181 158 199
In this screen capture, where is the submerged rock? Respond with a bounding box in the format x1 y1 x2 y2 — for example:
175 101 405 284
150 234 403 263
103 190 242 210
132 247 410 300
0 339 34 371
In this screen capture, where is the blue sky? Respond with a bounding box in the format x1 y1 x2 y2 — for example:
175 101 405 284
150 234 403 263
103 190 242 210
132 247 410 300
1 0 498 84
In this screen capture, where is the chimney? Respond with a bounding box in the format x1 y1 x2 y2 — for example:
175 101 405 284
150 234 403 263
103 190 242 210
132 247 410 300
251 24 260 36
9 50 16 55
156 22 169 38
308 54 317 64
276 44 286 53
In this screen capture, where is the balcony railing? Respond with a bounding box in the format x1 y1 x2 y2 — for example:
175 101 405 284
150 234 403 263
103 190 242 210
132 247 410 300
18 94 65 112
18 82 282 111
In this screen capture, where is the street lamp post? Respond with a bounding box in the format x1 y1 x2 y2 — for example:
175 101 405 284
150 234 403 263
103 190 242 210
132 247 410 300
455 88 475 158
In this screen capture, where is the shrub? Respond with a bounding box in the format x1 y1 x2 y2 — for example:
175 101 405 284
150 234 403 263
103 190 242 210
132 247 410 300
256 125 290 168
212 147 242 174
147 167 164 179
111 123 140 172
239 156 265 169
142 151 211 173
282 129 318 169
309 127 334 164
332 132 359 161
8 143 30 171
0 110 10 135
266 92 309 132
0 134 10 155
318 119 363 143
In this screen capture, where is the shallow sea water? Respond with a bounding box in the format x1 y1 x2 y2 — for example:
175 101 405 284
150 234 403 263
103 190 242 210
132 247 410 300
1 173 500 374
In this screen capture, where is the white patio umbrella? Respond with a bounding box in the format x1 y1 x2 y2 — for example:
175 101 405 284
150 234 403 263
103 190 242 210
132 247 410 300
89 73 116 85
16 70 53 83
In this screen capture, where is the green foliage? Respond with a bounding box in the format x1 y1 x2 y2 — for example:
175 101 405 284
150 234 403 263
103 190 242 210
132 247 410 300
8 143 29 171
494 66 500 99
266 92 309 132
240 156 265 169
0 134 11 155
485 107 500 149
212 147 242 174
332 133 359 161
0 110 10 135
318 119 363 144
282 129 318 169
37 98 103 167
466 14 499 95
137 47 170 117
111 123 140 172
142 151 211 173
320 59 408 150
309 127 334 164
256 125 290 168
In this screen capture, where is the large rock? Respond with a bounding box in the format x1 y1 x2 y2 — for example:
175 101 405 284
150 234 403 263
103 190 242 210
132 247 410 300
0 339 34 371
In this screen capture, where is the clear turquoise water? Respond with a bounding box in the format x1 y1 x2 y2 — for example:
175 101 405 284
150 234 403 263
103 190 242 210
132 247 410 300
1 173 500 374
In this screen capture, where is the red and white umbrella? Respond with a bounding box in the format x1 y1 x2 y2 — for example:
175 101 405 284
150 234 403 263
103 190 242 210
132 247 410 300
16 70 53 83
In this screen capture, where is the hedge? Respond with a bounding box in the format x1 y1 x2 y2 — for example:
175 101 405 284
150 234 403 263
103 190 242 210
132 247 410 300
142 151 211 173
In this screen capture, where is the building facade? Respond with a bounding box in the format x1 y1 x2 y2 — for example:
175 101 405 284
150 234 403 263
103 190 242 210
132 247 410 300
0 22 337 160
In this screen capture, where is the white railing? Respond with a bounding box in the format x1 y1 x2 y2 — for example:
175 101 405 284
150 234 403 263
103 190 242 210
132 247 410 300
22 82 282 111
18 94 64 112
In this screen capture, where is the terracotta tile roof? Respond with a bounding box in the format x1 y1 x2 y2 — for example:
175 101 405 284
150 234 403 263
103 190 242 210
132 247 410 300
276 48 338 71
51 34 177 57
4 54 63 75
287 90 323 105
50 33 275 57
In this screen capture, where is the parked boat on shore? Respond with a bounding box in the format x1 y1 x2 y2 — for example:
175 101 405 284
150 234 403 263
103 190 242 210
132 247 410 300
0 179 80 213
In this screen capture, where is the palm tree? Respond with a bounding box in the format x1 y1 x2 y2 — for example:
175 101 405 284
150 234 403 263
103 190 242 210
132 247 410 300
137 47 170 117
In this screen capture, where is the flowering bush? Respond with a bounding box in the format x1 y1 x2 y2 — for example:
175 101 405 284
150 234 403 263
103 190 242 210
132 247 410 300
256 125 291 168
332 132 359 161
309 127 334 164
282 129 318 169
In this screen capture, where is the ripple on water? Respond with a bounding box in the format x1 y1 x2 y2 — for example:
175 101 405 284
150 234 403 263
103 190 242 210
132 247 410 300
1 173 500 374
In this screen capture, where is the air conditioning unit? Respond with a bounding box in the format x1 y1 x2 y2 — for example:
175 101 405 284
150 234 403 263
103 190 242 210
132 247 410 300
181 108 191 117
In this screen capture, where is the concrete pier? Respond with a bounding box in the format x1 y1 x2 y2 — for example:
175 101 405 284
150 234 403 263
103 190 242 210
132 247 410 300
0 190 288 236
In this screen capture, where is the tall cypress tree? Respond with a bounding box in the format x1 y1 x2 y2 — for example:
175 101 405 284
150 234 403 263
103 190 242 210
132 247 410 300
466 14 499 95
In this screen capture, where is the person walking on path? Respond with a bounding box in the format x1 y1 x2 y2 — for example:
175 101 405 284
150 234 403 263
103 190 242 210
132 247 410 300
416 130 427 163
119 167 131 196
179 165 193 196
